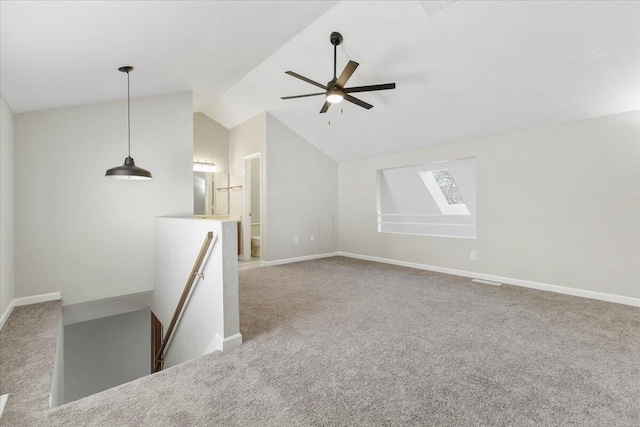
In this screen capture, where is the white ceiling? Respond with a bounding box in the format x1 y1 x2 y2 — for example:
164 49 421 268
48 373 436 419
2 1 639 162
0 0 337 113
203 1 640 162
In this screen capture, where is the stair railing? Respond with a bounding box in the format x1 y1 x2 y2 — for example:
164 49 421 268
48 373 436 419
153 231 216 373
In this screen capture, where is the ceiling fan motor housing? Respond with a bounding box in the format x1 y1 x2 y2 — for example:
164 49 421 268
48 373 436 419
330 32 343 46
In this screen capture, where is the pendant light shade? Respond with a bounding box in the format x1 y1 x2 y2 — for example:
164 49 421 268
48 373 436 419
105 66 152 180
106 156 153 180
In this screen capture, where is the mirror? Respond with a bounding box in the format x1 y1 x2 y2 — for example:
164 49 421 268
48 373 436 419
193 172 212 215
193 172 229 215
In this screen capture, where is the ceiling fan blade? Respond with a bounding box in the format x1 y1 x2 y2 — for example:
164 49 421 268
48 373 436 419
344 94 373 110
281 92 326 100
344 83 396 93
320 100 331 114
285 71 327 90
335 60 359 88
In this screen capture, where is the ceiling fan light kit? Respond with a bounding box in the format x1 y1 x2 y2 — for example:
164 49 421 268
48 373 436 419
326 88 344 104
281 31 396 113
105 66 153 180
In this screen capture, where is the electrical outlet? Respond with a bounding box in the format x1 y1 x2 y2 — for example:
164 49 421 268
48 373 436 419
470 251 477 260
294 236 299 243
310 235 315 242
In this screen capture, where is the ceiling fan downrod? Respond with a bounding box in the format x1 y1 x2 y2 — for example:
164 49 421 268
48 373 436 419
330 31 343 80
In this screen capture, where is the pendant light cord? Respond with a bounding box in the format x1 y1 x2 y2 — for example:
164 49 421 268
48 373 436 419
127 70 131 157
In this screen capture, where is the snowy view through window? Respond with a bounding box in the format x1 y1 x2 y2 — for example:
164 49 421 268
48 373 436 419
431 170 465 205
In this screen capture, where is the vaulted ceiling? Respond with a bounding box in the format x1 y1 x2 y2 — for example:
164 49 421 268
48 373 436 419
2 1 639 162
0 1 337 113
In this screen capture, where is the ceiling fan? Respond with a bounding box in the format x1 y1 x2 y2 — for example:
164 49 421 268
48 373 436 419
281 32 396 113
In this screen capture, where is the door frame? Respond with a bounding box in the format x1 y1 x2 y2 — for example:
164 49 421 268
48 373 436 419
242 153 262 261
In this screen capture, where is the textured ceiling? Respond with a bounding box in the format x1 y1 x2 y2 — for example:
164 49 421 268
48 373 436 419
0 1 337 113
2 1 639 162
203 1 640 162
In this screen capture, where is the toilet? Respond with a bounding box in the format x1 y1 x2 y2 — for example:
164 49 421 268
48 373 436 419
251 236 261 258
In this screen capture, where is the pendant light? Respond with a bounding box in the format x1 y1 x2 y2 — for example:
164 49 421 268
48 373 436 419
105 66 152 180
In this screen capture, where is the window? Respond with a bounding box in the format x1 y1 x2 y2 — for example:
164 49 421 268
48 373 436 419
377 158 476 238
418 169 470 215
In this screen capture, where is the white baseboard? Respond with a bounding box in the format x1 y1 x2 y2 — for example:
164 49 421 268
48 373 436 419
337 252 640 307
238 261 263 271
0 394 8 419
1 292 62 331
207 333 243 353
0 301 15 331
262 252 339 267
14 292 61 307
62 290 152 326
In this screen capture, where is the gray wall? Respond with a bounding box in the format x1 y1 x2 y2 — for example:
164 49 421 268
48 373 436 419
229 112 266 216
227 112 338 261
0 96 15 317
339 110 640 299
152 218 240 368
50 318 64 407
63 309 150 404
265 113 338 260
14 93 193 304
193 113 229 173
229 113 267 256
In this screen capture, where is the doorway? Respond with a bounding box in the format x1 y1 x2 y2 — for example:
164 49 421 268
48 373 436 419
242 153 262 262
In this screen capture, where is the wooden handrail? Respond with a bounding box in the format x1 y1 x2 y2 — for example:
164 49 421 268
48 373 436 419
153 231 215 373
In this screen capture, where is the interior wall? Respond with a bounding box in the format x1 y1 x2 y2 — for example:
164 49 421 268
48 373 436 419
229 112 267 254
229 112 266 215
0 96 15 317
265 113 338 261
339 110 640 299
193 113 229 173
379 158 476 215
14 92 193 304
63 309 150 404
152 217 240 368
50 318 64 407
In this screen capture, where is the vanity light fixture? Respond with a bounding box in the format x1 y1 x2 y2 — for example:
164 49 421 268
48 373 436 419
105 66 152 180
193 161 217 173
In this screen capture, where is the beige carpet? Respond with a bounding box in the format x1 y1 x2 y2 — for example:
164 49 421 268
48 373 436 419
0 301 61 426
39 257 640 426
